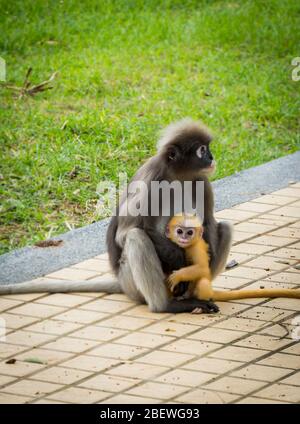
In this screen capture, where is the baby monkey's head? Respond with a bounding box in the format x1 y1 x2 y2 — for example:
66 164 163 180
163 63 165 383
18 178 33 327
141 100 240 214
166 213 203 248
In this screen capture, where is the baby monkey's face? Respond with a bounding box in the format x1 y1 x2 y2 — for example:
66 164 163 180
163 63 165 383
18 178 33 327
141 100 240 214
173 226 199 247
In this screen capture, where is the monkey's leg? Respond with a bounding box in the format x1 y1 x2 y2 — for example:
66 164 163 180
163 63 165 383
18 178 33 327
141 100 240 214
122 228 219 313
210 221 233 280
121 228 170 311
194 278 214 300
118 251 145 304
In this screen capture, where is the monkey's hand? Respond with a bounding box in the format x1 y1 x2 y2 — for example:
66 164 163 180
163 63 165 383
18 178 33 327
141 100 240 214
167 271 182 292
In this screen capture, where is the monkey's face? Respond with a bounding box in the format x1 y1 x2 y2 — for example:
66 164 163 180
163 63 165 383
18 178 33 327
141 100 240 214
165 136 216 179
195 144 216 176
172 226 199 247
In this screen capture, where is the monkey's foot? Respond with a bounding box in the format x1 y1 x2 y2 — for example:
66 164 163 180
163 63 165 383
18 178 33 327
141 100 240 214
191 300 219 314
166 298 219 314
191 307 204 314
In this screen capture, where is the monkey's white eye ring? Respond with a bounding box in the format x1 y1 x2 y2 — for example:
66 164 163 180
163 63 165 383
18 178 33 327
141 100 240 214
196 145 207 158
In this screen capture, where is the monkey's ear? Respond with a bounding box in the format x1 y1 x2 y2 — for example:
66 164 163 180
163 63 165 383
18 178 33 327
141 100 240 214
165 225 170 237
166 145 180 162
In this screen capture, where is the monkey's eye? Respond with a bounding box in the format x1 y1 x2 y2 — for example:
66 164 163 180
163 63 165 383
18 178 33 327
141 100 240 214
176 228 183 235
187 230 194 237
196 145 207 158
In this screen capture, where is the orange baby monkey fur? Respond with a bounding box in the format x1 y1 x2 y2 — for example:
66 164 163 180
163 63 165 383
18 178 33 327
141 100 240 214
166 213 212 300
166 213 300 302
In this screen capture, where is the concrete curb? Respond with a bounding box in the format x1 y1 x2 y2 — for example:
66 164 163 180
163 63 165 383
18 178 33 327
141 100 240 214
1 151 299 284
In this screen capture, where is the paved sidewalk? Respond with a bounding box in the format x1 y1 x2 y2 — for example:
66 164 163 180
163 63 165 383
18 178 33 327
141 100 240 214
0 183 299 404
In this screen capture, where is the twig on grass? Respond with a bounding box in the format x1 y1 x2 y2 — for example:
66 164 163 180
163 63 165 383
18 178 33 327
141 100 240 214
1 67 58 99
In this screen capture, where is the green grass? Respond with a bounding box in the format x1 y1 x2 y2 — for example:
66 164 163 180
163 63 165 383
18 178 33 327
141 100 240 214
0 0 299 254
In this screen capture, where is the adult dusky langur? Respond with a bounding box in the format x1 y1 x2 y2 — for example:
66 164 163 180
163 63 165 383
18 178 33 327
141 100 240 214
106 119 232 313
0 119 232 313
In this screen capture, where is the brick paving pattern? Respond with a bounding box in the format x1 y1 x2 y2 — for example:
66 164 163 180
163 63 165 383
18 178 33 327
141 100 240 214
0 183 299 404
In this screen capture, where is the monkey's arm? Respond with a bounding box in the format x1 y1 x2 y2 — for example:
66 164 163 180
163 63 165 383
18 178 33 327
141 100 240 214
167 265 204 291
106 214 122 274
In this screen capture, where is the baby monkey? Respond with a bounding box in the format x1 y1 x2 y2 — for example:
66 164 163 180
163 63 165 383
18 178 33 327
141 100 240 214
166 213 212 310
166 213 300 303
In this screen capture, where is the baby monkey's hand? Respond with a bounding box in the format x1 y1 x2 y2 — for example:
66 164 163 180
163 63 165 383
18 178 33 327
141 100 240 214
167 271 181 292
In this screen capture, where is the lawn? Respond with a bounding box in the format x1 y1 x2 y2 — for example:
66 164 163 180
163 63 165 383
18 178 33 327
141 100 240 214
0 0 299 255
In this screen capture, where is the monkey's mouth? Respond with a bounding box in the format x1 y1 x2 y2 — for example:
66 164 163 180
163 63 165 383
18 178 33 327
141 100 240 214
178 239 191 246
202 160 216 174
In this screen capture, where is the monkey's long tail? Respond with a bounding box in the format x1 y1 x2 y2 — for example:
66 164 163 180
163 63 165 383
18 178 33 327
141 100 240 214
0 278 122 295
212 288 300 301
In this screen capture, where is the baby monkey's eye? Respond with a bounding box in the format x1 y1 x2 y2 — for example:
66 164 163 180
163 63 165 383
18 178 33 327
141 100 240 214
196 145 207 158
187 230 194 236
176 228 183 235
